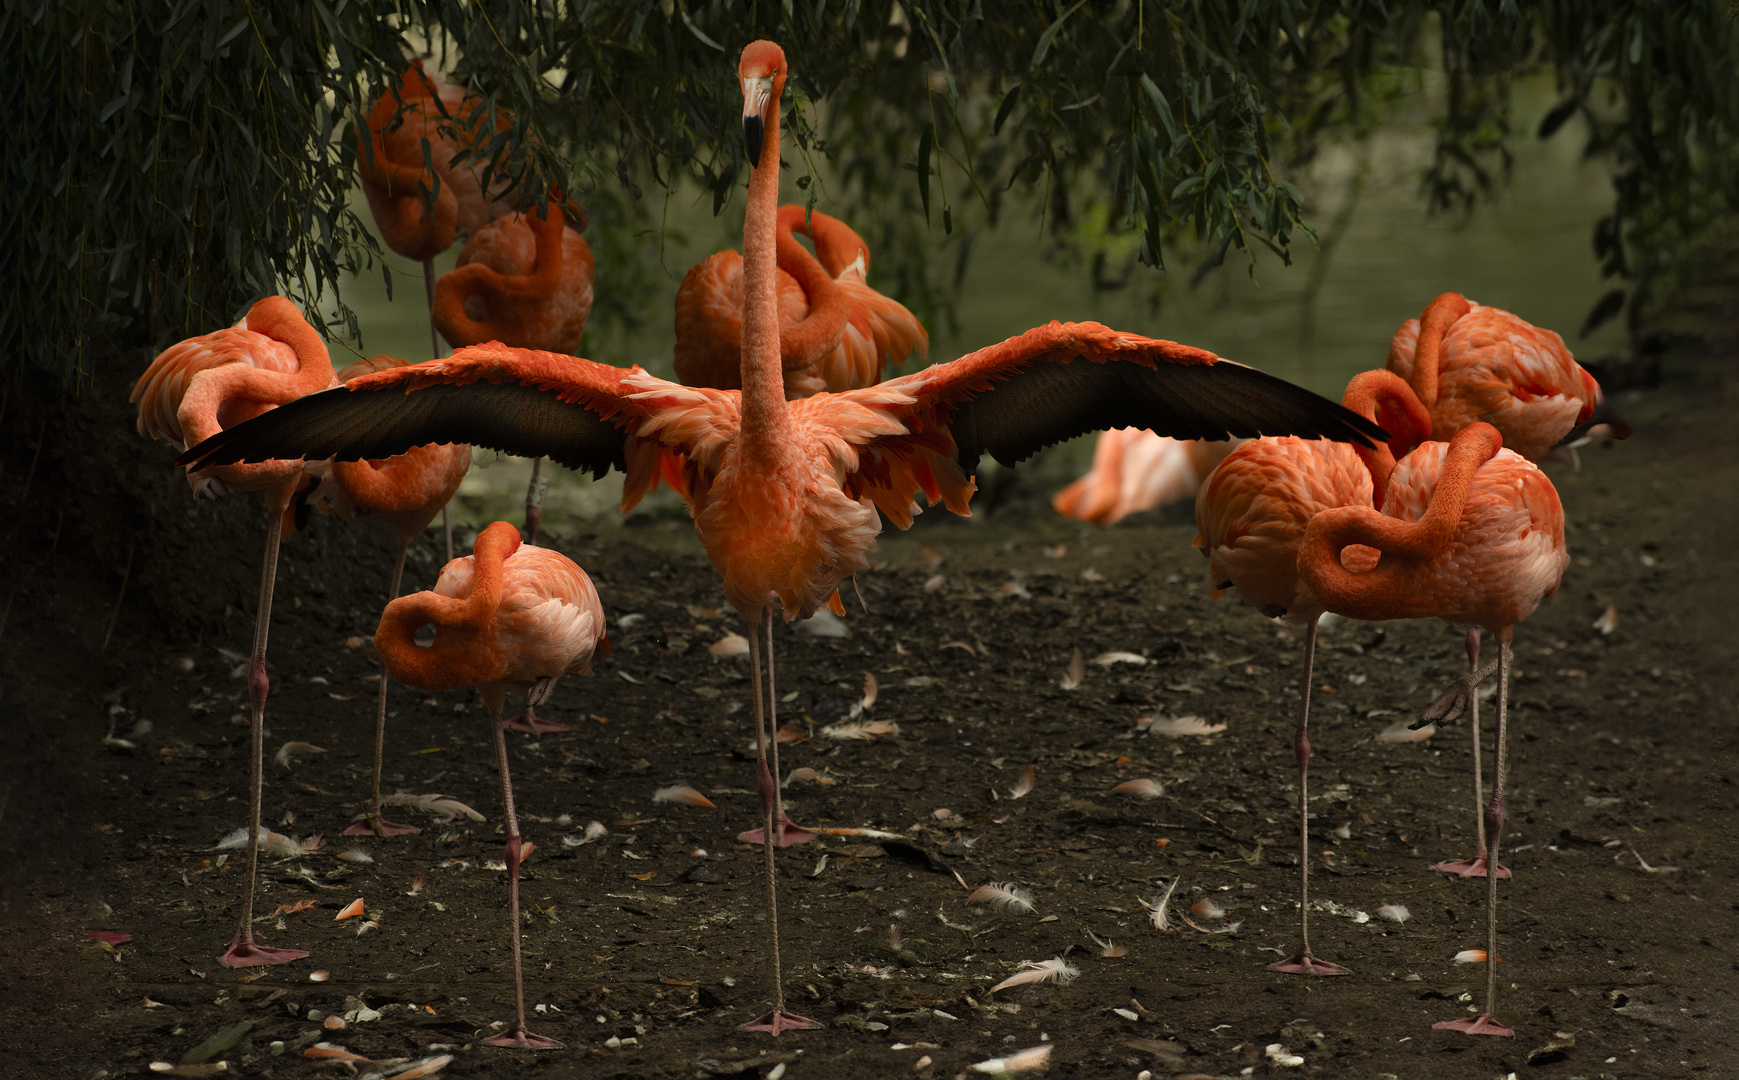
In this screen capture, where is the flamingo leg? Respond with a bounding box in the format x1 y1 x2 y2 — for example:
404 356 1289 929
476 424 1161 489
1433 628 1509 878
738 609 820 1035
442 503 453 564
482 688 562 1050
423 256 448 359
1434 631 1516 1037
1268 618 1349 976
221 499 308 968
525 456 546 546
346 543 420 837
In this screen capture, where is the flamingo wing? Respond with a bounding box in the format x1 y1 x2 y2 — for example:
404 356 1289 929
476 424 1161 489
862 321 1389 471
175 343 685 481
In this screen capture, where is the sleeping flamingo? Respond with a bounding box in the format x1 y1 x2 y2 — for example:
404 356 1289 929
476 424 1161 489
1298 421 1568 1036
178 41 1386 1033
374 520 608 1049
675 205 925 397
1056 430 1238 525
433 202 595 547
300 355 472 836
1194 369 1434 975
130 296 337 966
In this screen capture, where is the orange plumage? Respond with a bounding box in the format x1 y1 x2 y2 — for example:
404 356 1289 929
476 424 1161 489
432 206 595 353
1056 430 1238 525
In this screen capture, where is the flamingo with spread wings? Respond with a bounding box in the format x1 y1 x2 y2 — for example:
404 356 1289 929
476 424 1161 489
181 40 1386 1034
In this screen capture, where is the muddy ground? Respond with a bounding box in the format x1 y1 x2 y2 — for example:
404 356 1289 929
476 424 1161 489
2 330 1736 1080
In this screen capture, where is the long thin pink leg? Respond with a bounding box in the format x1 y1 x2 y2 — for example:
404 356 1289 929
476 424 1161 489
347 543 419 837
1269 618 1348 976
1433 627 1510 879
221 500 308 968
1434 631 1515 1037
738 610 820 1035
524 456 545 546
738 610 818 847
483 692 561 1050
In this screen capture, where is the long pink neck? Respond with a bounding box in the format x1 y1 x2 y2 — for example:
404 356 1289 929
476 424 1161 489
1340 369 1433 507
1295 423 1502 621
740 91 793 463
801 210 870 277
1408 292 1472 410
374 520 519 690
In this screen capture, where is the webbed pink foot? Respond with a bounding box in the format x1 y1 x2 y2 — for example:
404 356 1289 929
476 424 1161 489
484 1027 563 1049
1267 950 1350 976
1431 853 1511 878
221 932 308 968
1433 1012 1514 1036
739 1008 822 1035
501 708 570 734
344 814 421 837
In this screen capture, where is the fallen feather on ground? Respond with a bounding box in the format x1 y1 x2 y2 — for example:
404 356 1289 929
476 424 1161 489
1593 605 1619 635
1377 904 1411 924
797 609 849 637
653 784 716 808
1060 648 1084 691
214 827 318 859
1109 778 1163 799
335 898 365 921
1087 930 1127 958
821 719 901 741
860 672 878 711
1093 651 1148 667
1454 949 1502 963
1378 719 1436 743
785 767 836 787
990 957 1079 993
380 793 484 823
968 882 1035 914
1144 715 1226 737
273 741 325 769
391 1054 456 1080
1008 764 1036 800
1142 877 1182 931
334 849 373 865
1265 1043 1305 1068
708 633 750 657
969 1043 1054 1075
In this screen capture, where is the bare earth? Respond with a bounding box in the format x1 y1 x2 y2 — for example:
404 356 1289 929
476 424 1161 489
1 345 1735 1080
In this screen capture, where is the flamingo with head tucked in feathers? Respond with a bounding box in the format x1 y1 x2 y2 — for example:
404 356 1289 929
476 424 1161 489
130 296 338 967
374 520 608 1049
178 40 1387 1033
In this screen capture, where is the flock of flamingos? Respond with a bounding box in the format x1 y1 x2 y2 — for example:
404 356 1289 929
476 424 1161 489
133 41 1625 1055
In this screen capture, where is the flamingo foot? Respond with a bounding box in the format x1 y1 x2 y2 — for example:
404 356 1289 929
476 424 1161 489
343 814 422 837
221 932 308 968
739 1008 822 1035
1433 1013 1514 1036
1266 950 1350 976
1430 853 1511 879
501 708 570 735
737 815 821 847
483 1026 563 1050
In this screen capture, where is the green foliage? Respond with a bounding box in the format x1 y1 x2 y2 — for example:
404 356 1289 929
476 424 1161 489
5 1 1736 383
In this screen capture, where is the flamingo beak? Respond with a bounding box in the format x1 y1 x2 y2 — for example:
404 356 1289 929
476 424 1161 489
742 76 773 165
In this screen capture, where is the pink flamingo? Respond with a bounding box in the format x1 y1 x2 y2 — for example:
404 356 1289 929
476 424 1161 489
130 296 337 966
375 520 608 1049
1056 430 1239 525
178 40 1386 1033
1194 369 1434 975
1298 420 1567 1036
300 355 472 836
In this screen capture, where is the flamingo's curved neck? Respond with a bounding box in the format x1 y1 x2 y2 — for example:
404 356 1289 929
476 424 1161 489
1340 368 1432 506
740 77 794 463
374 521 518 689
1408 292 1473 411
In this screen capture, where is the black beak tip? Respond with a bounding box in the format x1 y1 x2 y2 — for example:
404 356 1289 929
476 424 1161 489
743 115 764 166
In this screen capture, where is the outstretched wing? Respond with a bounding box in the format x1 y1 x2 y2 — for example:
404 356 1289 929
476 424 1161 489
875 321 1387 470
826 321 1387 527
175 343 719 482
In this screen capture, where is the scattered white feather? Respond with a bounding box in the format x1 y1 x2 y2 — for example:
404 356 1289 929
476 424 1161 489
970 1043 1054 1075
382 793 485 823
1377 904 1410 924
821 719 901 741
1008 764 1036 799
785 766 835 787
1093 651 1148 667
708 633 750 658
1454 948 1496 963
215 827 314 859
998 581 1032 599
561 821 609 847
968 882 1035 914
1593 605 1619 635
796 610 849 638
1378 720 1435 743
334 849 374 864
859 672 878 711
1142 877 1182 931
1265 1043 1305 1068
1190 898 1225 920
989 958 1079 993
1144 715 1226 737
653 784 716 808
274 741 326 770
923 573 947 593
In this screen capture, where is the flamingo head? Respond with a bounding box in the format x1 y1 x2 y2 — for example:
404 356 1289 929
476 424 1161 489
739 40 787 167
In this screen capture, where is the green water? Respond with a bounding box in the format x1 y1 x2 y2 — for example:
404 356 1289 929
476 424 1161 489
322 90 1624 534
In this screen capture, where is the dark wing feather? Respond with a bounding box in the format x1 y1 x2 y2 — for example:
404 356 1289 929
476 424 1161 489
946 356 1387 469
176 380 629 479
